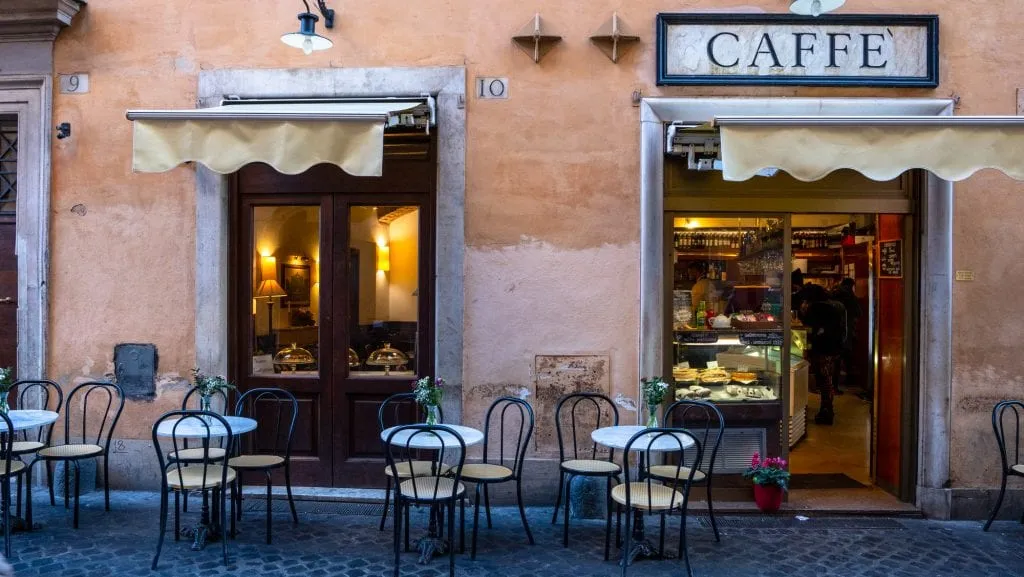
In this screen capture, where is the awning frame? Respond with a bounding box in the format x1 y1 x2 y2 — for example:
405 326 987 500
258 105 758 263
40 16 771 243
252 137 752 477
714 115 1024 127
126 95 436 126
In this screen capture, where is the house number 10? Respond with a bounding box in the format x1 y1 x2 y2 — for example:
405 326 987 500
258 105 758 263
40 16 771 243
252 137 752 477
476 77 509 100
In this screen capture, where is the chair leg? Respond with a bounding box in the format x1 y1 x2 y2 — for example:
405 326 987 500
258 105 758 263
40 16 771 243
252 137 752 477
679 504 692 577
152 490 168 570
616 501 622 548
705 480 720 542
183 488 189 513
562 473 572 548
103 455 111 511
2 478 11 559
265 471 273 545
229 482 237 539
15 473 21 518
25 467 32 531
234 471 241 521
621 508 632 577
284 463 298 525
46 460 54 507
483 483 492 529
659 512 666 559
404 502 410 552
393 496 402 577
380 477 392 531
604 479 613 561
63 461 69 510
174 491 180 542
551 470 564 525
471 483 481 560
73 460 81 529
459 495 466 554
985 472 1009 531
515 478 534 545
221 487 229 566
448 501 456 577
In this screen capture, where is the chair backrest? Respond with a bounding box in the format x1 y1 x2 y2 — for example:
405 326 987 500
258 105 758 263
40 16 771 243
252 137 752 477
233 387 298 458
554 392 619 462
622 427 702 511
0 412 14 477
182 385 230 414
384 424 466 501
481 397 534 478
12 379 63 445
377 392 445 432
62 381 125 450
665 399 724 473
152 410 234 492
992 400 1024 472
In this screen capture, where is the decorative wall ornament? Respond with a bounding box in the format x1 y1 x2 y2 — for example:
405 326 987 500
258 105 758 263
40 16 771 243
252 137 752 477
512 14 562 63
590 13 640 63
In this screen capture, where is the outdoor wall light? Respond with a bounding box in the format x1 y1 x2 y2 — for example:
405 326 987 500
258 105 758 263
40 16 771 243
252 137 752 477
789 0 844 16
281 0 335 55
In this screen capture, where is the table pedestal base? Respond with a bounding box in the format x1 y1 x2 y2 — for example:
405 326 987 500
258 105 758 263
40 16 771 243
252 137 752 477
621 510 663 566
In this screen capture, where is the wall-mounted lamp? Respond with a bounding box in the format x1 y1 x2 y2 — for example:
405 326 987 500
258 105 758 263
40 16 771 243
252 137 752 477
377 245 390 272
281 0 334 55
789 0 844 16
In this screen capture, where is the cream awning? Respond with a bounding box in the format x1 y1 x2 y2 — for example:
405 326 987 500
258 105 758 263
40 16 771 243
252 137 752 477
126 101 424 177
716 116 1024 183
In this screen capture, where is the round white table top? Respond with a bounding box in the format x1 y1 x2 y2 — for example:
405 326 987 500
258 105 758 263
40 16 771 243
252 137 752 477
0 410 59 432
591 425 695 452
380 424 483 449
156 415 257 439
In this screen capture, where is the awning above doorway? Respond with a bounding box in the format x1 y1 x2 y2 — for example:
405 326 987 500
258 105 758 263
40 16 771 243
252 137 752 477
126 100 426 177
715 116 1024 183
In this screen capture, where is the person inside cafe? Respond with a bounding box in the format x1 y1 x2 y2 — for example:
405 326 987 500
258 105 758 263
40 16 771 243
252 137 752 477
798 283 847 426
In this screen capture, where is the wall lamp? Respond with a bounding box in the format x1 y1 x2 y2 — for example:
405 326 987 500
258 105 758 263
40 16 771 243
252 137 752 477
377 245 390 272
789 0 844 17
281 0 335 55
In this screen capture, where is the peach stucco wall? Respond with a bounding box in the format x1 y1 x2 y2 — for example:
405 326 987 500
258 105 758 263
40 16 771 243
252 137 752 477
46 0 1024 491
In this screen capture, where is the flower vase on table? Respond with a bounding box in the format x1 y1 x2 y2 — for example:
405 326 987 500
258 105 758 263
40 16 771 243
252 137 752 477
414 376 445 426
0 367 13 415
640 377 669 428
190 367 235 423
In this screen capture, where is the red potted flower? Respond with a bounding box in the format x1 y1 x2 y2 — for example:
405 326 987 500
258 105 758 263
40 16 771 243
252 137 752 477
742 452 790 513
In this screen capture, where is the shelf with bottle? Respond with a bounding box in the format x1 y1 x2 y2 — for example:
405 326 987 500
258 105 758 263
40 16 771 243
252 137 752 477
673 230 742 252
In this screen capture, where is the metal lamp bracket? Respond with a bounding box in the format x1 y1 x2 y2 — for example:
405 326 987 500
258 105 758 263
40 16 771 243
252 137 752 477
512 14 562 63
316 0 335 28
590 13 640 63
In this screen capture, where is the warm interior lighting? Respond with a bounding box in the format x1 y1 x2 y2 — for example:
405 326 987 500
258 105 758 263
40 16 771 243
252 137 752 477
255 279 287 299
377 245 390 272
260 255 277 281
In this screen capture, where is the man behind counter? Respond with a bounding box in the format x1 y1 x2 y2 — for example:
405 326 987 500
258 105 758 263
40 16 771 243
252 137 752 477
686 261 715 318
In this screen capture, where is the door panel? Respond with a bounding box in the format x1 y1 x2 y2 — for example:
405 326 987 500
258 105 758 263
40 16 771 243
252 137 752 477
874 214 906 495
0 117 17 375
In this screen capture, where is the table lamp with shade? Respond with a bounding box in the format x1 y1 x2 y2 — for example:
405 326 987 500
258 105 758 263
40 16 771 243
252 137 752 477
255 278 287 351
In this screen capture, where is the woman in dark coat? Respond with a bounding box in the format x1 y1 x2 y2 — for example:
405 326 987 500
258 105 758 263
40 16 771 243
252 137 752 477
798 283 846 425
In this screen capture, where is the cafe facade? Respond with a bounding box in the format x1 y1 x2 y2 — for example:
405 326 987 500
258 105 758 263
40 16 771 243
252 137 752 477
2 0 1023 519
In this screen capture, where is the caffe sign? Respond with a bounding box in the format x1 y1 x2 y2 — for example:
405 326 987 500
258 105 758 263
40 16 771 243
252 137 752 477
656 14 938 87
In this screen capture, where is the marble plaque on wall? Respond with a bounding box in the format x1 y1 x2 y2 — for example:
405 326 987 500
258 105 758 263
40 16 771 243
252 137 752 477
657 14 938 87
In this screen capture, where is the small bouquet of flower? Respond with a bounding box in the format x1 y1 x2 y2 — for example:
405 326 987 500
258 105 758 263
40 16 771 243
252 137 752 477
190 368 235 413
413 376 444 425
0 367 13 414
640 377 670 428
743 452 791 490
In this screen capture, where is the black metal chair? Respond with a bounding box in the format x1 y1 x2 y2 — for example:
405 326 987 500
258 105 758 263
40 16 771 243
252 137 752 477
460 396 534 559
229 387 298 544
385 424 466 577
377 392 446 532
177 385 231 513
152 410 235 569
551 392 621 551
0 411 33 557
649 399 724 542
611 427 702 577
10 379 62 519
985 400 1024 531
35 381 124 528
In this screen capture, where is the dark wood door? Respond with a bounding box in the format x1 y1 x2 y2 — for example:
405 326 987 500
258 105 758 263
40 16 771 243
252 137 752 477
0 119 18 373
874 215 907 495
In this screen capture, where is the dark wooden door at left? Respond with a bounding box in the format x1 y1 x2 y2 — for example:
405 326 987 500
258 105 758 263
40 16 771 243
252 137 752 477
0 118 18 374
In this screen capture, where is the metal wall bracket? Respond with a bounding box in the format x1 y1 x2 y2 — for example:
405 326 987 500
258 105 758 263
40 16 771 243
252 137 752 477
512 14 562 63
590 13 640 63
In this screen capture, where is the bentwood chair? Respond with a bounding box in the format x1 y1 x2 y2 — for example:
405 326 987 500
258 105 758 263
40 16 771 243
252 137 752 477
0 411 33 557
177 385 231 513
36 381 124 528
385 424 466 577
152 410 235 569
460 396 535 559
229 387 298 544
612 428 702 577
10 379 63 519
377 392 446 532
649 399 725 541
552 392 621 550
985 400 1024 530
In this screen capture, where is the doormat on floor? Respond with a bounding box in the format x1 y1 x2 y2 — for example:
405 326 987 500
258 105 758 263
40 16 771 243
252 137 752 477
789 473 868 490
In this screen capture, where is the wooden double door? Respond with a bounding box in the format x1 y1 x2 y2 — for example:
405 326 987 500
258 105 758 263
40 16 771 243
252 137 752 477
232 142 436 487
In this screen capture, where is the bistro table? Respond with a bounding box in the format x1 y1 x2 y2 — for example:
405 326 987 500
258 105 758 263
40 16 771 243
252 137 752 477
2 410 59 532
380 424 483 564
592 425 695 566
157 415 257 551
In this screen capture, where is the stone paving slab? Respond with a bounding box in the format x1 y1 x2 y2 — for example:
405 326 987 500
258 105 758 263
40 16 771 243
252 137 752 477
5 491 1024 576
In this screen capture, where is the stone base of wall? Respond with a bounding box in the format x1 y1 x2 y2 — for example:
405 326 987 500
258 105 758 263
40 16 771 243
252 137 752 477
949 487 1024 521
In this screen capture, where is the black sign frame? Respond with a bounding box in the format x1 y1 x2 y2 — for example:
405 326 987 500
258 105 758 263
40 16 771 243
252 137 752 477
878 239 903 279
656 13 940 87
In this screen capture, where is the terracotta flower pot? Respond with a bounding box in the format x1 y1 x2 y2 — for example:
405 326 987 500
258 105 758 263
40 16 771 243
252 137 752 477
753 484 784 513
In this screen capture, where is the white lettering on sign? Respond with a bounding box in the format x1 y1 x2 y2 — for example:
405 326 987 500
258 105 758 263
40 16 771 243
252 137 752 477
476 77 509 99
657 15 937 87
58 74 89 94
955 270 975 282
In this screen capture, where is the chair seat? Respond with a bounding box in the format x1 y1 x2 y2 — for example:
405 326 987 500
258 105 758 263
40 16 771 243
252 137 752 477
1012 464 1024 475
384 460 449 478
168 447 227 462
11 441 45 455
37 443 103 459
228 454 285 469
648 465 707 483
0 461 26 477
398 476 465 500
561 459 620 474
461 463 513 481
166 465 236 490
612 482 685 511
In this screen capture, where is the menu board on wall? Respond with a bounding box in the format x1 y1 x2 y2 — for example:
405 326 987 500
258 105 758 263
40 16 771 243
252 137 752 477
878 240 903 279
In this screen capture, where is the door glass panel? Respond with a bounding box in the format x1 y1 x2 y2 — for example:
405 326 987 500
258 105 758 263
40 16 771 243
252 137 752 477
0 117 16 215
348 205 419 379
251 205 321 377
671 216 785 403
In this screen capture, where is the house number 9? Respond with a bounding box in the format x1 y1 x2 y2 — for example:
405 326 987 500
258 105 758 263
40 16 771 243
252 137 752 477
59 74 90 94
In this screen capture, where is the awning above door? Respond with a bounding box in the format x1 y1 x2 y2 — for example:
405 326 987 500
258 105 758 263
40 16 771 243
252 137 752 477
716 116 1024 183
126 101 425 177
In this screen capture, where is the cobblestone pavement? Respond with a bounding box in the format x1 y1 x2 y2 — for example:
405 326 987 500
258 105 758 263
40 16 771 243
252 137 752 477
5 491 1024 576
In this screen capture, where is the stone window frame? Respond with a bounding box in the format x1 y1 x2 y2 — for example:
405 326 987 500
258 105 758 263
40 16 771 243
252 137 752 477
193 67 466 423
